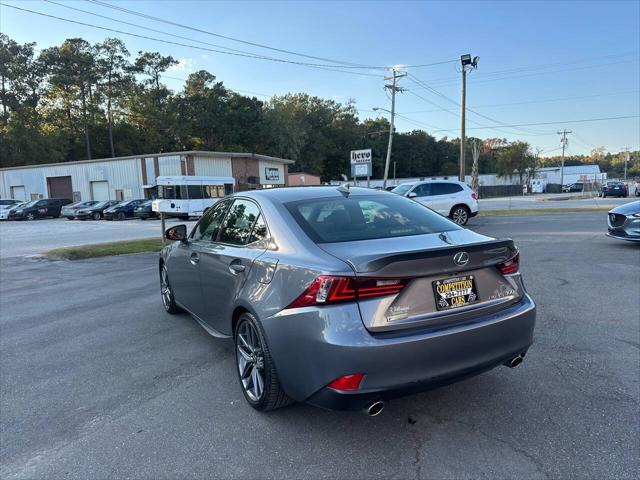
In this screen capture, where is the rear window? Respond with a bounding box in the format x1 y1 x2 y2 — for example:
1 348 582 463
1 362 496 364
286 195 460 243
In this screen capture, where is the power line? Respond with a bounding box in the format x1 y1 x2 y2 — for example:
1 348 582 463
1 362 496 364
1 3 384 77
85 0 458 71
399 90 640 114
431 115 640 132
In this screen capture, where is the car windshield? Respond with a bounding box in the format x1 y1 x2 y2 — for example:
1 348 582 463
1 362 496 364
139 200 152 207
391 184 414 195
93 201 113 208
286 194 460 243
22 200 39 208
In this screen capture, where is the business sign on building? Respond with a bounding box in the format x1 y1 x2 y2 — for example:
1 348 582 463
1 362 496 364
265 167 280 181
350 148 372 178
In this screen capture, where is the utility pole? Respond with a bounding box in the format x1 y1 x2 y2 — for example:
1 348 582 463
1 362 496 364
382 68 406 190
622 147 630 181
557 129 572 187
459 54 479 182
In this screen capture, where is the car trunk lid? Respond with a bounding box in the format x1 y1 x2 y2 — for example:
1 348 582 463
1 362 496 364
317 231 524 332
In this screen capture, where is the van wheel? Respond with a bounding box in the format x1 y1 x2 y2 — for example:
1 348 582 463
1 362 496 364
450 205 470 225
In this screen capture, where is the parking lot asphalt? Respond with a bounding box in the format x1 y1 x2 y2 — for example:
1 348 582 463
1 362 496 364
1 212 638 479
0 217 197 258
479 192 634 210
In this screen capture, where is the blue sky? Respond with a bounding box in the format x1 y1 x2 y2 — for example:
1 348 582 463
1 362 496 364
1 0 639 156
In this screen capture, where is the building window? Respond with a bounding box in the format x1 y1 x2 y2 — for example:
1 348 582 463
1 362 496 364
115 189 124 201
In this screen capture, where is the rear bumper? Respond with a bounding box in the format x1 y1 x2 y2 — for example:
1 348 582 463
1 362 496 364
262 294 536 410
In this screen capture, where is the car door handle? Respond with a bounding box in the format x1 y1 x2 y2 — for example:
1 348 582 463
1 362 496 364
229 262 246 274
190 252 199 265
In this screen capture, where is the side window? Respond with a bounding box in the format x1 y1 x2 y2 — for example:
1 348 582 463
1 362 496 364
430 183 446 196
219 199 261 246
412 184 431 197
192 200 231 242
249 214 268 243
439 184 463 195
187 185 202 199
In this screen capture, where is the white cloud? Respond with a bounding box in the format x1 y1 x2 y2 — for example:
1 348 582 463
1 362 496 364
169 58 193 72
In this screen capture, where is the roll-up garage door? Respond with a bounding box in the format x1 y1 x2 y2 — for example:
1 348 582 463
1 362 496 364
10 186 26 201
46 176 73 199
90 181 110 200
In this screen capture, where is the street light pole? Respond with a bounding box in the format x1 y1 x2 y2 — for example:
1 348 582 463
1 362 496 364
459 54 479 182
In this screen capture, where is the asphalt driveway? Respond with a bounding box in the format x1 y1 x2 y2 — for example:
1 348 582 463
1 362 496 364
1 212 638 479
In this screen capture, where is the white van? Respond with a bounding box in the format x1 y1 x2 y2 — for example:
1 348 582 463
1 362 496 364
152 176 235 218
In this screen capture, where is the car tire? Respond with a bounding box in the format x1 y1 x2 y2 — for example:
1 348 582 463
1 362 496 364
234 312 293 412
449 205 470 226
160 265 182 314
139 217 146 221
92 212 101 220
25 212 36 221
66 217 74 220
117 212 126 221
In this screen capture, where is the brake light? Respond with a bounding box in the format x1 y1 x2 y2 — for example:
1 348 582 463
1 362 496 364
327 373 364 391
471 192 478 200
497 253 520 275
286 276 407 308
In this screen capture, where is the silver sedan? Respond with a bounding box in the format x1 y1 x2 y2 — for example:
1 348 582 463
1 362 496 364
159 186 536 414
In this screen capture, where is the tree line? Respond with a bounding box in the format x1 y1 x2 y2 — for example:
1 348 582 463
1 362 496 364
1 35 636 180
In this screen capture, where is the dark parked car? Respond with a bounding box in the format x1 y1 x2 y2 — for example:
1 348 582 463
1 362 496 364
601 181 628 198
75 200 121 220
133 200 158 220
61 201 100 220
10 198 72 220
606 200 640 242
159 187 536 414
562 182 584 193
104 199 146 220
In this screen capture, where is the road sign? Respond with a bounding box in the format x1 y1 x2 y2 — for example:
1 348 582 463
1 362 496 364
350 149 372 177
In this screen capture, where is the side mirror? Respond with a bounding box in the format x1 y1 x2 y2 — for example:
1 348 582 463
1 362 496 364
166 224 187 242
408 192 417 198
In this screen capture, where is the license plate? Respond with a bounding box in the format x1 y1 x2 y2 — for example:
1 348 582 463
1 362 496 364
432 275 479 311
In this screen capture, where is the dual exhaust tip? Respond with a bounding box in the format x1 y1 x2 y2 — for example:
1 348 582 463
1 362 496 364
363 354 525 416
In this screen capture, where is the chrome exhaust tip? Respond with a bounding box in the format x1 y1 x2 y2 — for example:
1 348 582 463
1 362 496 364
364 400 385 417
507 354 524 368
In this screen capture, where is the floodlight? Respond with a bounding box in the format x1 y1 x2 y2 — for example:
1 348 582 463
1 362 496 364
461 54 472 66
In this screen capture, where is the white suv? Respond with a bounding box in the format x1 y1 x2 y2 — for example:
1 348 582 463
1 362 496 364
391 180 479 225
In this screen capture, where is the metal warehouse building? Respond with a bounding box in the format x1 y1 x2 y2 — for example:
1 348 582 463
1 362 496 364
0 151 294 202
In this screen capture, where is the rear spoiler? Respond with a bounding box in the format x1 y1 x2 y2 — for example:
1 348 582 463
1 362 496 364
352 238 517 277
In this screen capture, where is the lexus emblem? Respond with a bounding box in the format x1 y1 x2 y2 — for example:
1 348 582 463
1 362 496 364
453 251 470 267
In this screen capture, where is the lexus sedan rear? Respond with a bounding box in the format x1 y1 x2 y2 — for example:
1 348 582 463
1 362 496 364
159 187 536 412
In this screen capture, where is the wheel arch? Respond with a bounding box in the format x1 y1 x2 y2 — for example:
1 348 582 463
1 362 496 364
449 203 471 217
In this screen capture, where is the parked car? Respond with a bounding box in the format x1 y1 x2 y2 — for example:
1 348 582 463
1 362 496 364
75 200 121 220
159 187 535 413
10 198 72 220
133 200 159 220
391 180 479 225
0 199 21 206
600 181 628 198
606 200 640 242
104 199 146 220
562 182 584 193
0 202 25 220
61 201 100 220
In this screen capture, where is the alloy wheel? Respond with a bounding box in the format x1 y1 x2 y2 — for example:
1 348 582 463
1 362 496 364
452 208 468 225
160 267 173 310
26 213 35 221
236 320 265 402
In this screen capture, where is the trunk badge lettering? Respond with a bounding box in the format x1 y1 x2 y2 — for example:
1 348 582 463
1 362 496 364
453 251 469 266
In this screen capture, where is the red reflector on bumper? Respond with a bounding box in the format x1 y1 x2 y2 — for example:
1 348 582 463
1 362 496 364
327 373 365 391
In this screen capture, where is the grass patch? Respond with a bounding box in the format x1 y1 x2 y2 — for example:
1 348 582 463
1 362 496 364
44 237 164 260
480 207 610 216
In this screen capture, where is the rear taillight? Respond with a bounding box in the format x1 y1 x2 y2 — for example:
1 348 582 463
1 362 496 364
327 373 364 391
471 192 478 200
497 253 519 275
286 276 407 309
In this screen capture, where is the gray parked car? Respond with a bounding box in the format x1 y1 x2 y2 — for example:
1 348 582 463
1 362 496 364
606 200 640 242
159 187 536 414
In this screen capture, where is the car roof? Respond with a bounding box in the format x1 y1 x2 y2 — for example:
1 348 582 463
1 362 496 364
235 186 392 203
